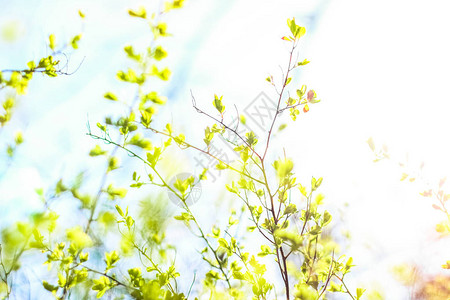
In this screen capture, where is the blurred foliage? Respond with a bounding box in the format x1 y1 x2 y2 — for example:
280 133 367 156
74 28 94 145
1 20 24 43
414 275 450 300
369 139 450 299
391 263 450 300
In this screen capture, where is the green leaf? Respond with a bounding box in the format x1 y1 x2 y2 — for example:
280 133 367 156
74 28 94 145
66 226 92 250
128 133 152 149
166 123 173 134
128 7 147 19
174 134 185 146
218 238 228 249
356 288 366 300
124 45 141 61
298 59 310 66
211 226 220 238
232 271 245 280
43 281 58 292
92 276 111 298
240 114 246 124
278 123 287 131
213 94 225 114
311 177 317 190
249 255 266 275
155 23 168 36
295 26 306 39
105 250 120 270
125 216 134 228
215 162 228 170
173 177 192 195
106 184 127 199
238 178 248 189
27 60 36 70
151 65 171 81
288 18 297 37
204 126 214 146
142 91 166 104
97 123 106 132
89 145 107 156
245 131 258 146
283 203 297 216
140 109 154 127
71 34 82 49
154 46 168 61
107 156 119 172
163 138 172 148
273 158 294 180
240 147 249 162
296 85 307 98
322 210 332 226
314 193 325 206
257 244 272 257
345 257 354 272
288 19 306 39
174 212 193 223
228 215 238 226
225 183 239 194
15 131 23 144
309 225 321 236
146 148 161 167
314 177 323 189
295 283 318 299
79 252 89 263
49 34 56 51
117 68 145 84
58 273 66 287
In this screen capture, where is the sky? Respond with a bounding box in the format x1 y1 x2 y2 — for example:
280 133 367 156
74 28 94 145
1 0 450 298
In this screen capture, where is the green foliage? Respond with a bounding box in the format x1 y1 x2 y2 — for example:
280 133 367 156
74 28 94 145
154 46 168 61
0 3 364 300
0 18 84 175
287 18 306 39
213 94 225 114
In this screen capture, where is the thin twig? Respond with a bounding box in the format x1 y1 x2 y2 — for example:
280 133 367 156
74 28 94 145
190 90 262 161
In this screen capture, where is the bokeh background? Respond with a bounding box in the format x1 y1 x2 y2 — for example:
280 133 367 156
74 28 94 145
1 0 450 298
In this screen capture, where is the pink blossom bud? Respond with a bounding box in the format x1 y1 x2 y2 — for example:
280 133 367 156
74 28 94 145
307 90 315 101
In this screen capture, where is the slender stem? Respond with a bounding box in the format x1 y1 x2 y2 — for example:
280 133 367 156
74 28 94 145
236 193 274 244
279 247 289 297
333 275 355 299
187 272 196 298
317 251 335 299
262 42 297 161
300 193 313 236
133 244 176 294
188 206 232 289
252 41 299 299
82 265 138 291
259 158 290 299
130 149 233 289
84 145 120 234
191 91 262 161
146 126 265 185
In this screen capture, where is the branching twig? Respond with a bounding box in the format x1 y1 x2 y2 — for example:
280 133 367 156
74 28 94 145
191 90 262 161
